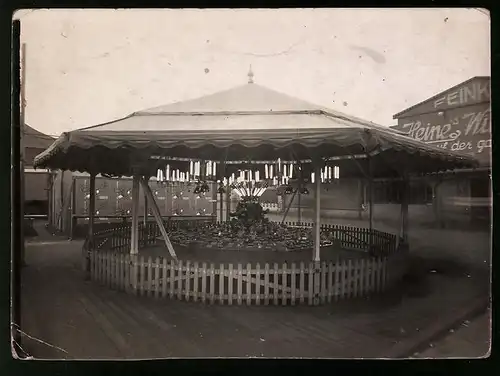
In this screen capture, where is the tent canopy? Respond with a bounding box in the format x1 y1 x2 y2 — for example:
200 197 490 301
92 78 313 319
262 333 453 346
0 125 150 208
34 83 478 178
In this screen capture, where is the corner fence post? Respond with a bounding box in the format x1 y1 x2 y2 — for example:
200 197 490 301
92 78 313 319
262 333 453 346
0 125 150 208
130 254 139 294
313 261 321 306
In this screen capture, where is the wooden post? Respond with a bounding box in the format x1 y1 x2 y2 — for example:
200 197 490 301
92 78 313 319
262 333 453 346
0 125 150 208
313 164 321 262
140 178 178 260
357 179 363 220
88 174 96 247
297 185 302 224
212 181 217 219
368 158 374 251
433 179 444 229
313 164 321 305
219 160 225 222
143 190 148 226
225 183 231 222
70 176 76 239
297 165 302 224
130 175 140 255
84 173 96 278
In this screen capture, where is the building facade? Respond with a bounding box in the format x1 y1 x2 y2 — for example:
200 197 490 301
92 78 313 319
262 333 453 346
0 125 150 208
391 76 491 229
23 125 55 217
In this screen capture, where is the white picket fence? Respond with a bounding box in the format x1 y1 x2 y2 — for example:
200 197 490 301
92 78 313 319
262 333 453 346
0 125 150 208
89 253 391 306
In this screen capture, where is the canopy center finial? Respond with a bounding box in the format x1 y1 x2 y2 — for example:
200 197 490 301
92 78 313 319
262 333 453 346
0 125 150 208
247 65 254 84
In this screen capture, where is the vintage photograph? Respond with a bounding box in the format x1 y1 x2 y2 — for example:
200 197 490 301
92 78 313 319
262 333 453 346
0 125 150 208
13 8 490 359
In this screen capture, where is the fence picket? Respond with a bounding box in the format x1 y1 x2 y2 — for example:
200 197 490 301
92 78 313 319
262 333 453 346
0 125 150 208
154 257 161 298
201 262 207 303
255 263 261 306
291 263 296 306
147 257 153 297
89 252 95 281
177 260 183 301
193 262 199 302
169 261 175 299
96 253 101 284
308 263 314 305
347 259 353 298
273 263 279 306
327 262 333 303
340 260 346 300
321 261 327 304
366 258 372 294
119 254 125 290
209 263 215 304
237 264 243 305
103 253 108 286
353 259 359 298
281 263 287 306
108 253 113 287
103 253 109 286
139 256 145 296
219 264 225 304
299 262 305 304
124 255 130 292
162 258 168 298
228 264 233 305
185 261 191 302
264 264 270 306
115 253 120 289
381 257 387 291
246 263 252 305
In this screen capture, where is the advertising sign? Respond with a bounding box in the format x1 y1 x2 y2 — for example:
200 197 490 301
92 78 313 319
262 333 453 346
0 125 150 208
393 78 491 165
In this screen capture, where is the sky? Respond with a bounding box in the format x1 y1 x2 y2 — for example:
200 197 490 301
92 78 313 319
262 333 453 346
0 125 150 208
16 8 490 137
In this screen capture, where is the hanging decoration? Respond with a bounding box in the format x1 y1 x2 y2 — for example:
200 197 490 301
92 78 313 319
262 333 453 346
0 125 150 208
156 159 217 193
310 165 340 184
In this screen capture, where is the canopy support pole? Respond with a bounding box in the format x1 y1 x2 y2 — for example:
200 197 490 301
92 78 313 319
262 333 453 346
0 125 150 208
297 186 302 225
130 175 140 255
83 172 96 278
313 164 321 306
140 178 178 261
433 178 444 229
225 185 231 222
367 157 374 253
313 164 321 262
143 190 148 226
219 160 225 222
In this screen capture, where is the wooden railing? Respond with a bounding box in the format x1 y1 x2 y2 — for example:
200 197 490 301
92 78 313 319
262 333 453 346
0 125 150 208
91 220 398 257
90 253 389 306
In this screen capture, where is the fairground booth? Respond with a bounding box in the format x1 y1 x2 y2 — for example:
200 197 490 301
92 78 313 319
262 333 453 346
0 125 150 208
34 72 476 306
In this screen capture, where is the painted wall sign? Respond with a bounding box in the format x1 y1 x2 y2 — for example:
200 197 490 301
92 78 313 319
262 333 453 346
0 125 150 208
433 80 490 110
394 77 491 119
393 103 491 165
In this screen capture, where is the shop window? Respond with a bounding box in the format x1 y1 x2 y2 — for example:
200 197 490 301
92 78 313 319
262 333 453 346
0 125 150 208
409 181 433 205
372 181 401 204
